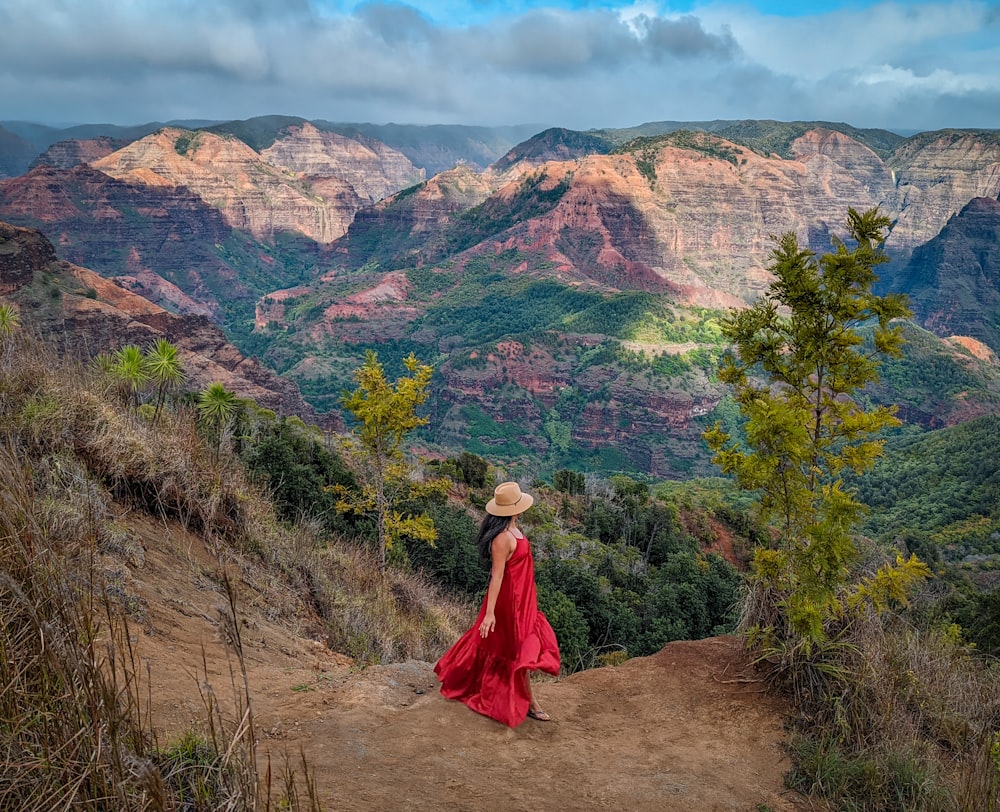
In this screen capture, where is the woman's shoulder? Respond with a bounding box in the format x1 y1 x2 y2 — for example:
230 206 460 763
492 528 518 554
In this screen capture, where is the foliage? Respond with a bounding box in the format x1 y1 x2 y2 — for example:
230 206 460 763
0 301 20 339
594 119 904 160
613 129 743 168
204 114 308 151
846 414 1000 655
197 381 240 461
110 344 150 411
242 415 356 532
146 337 185 423
336 351 437 570
553 468 585 495
705 207 924 647
398 501 483 597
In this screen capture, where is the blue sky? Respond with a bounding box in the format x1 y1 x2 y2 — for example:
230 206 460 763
1 0 998 132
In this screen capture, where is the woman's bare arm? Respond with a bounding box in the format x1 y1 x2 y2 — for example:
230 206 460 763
479 530 516 638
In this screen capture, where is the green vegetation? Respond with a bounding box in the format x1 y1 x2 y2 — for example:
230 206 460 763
707 208 999 809
431 172 570 260
708 207 925 644
336 351 438 571
613 130 743 170
173 132 194 155
204 114 308 152
848 414 1000 656
596 119 905 160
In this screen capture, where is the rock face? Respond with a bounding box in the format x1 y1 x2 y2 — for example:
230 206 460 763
0 219 332 426
260 122 424 205
93 126 422 244
30 136 124 170
889 131 1000 250
886 197 1000 354
0 221 58 293
0 164 254 318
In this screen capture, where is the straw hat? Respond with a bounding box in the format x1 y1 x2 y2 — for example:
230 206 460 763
485 482 534 517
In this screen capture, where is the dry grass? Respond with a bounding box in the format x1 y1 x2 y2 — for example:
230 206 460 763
0 331 471 807
742 578 1000 811
260 522 468 664
0 438 262 810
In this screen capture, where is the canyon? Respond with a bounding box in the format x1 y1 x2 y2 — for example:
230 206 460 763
2 117 1000 475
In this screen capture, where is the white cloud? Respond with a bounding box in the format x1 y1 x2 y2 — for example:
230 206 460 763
0 0 997 131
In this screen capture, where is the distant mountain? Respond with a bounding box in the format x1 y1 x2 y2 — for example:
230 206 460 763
3 117 1000 475
0 162 311 325
248 125 1000 475
0 220 328 425
881 197 1000 355
0 120 220 177
0 125 40 179
315 121 544 176
30 136 127 170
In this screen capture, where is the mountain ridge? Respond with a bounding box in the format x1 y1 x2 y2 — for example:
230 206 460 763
3 116 1000 475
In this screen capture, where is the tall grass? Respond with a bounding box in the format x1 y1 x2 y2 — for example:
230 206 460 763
742 578 1000 811
0 324 467 807
0 437 260 809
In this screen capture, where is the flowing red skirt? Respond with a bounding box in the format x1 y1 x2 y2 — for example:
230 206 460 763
434 534 560 728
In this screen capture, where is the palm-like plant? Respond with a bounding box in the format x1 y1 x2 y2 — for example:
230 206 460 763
0 304 20 366
197 382 238 460
111 345 150 411
0 303 20 338
145 338 185 422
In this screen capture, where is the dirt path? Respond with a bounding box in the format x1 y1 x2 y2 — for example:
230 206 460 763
123 514 811 812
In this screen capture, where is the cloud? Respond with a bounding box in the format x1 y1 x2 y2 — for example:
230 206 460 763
0 0 997 131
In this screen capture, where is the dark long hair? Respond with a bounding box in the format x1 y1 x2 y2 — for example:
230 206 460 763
476 513 512 562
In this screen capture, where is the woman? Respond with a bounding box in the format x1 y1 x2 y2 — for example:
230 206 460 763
434 481 560 727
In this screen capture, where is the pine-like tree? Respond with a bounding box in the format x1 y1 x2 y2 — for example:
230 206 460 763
705 208 930 647
336 351 437 572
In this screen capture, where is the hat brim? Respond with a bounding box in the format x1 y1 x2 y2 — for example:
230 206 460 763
485 492 534 516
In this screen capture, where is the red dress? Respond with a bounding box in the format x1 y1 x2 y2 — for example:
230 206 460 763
434 532 560 727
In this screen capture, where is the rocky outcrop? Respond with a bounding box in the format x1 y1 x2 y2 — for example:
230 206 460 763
889 131 1000 250
261 122 424 204
30 136 124 170
0 164 255 317
0 221 58 293
887 197 1000 353
0 220 334 426
490 127 612 174
94 128 343 243
93 125 422 245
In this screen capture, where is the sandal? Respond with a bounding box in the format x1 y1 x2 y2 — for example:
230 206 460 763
527 708 551 722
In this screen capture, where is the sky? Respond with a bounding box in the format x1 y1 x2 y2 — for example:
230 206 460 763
1 0 998 133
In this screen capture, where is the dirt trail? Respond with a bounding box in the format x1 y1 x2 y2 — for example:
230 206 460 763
123 514 811 812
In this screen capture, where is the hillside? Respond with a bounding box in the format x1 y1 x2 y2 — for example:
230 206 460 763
0 219 326 424
882 196 1000 354
3 119 1000 476
133 512 805 811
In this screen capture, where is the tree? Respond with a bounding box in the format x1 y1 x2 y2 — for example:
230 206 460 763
704 208 930 647
336 351 437 571
145 338 185 423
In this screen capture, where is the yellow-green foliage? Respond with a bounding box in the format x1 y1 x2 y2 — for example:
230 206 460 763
337 351 437 570
706 208 919 646
707 209 995 809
